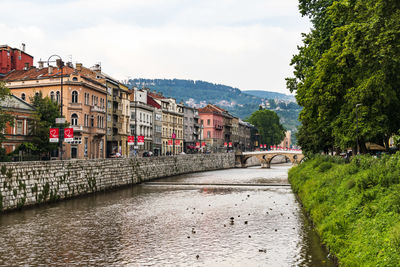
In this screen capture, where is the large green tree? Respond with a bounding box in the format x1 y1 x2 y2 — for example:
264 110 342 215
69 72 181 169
287 0 400 154
29 92 62 157
247 109 285 147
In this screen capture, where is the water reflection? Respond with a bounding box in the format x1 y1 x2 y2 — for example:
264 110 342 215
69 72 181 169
0 164 333 266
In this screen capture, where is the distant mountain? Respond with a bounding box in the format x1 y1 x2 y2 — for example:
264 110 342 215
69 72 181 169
128 78 300 143
128 78 261 106
244 90 295 101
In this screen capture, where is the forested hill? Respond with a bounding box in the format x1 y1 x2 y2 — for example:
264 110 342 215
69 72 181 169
128 79 261 105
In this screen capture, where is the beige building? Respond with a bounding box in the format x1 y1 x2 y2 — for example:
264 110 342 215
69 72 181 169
149 92 184 155
90 64 130 157
3 62 107 159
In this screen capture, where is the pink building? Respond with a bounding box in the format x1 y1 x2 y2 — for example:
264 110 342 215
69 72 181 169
198 104 225 149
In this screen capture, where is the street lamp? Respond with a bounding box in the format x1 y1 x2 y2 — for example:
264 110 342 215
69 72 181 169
47 55 64 160
356 103 362 155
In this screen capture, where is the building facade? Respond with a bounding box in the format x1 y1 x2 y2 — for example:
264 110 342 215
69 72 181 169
0 95 35 154
183 106 200 152
0 44 33 75
198 104 225 151
3 63 107 159
91 65 130 157
130 88 154 156
149 92 184 155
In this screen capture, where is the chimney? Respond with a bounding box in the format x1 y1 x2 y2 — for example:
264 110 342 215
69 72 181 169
21 43 25 52
38 60 44 69
76 63 82 71
48 66 53 74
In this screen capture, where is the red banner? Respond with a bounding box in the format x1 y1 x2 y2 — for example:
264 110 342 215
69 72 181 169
172 132 176 139
175 140 180 146
64 128 74 142
224 142 227 147
201 142 206 147
49 128 59 143
137 136 144 144
168 140 173 146
229 142 232 148
195 142 200 148
128 136 134 145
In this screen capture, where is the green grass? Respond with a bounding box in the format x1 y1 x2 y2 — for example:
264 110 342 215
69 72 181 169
289 154 400 266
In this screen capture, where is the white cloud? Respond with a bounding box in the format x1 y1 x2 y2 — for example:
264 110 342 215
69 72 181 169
1 0 311 93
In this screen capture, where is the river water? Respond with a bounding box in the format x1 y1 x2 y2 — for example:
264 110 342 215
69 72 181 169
0 164 333 266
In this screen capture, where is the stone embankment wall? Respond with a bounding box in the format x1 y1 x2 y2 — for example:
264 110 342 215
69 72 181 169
0 153 234 212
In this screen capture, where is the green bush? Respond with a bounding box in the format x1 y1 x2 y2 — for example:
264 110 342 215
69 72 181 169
289 154 400 266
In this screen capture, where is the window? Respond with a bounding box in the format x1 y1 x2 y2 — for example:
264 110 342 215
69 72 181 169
90 116 94 127
71 114 78 126
16 120 23 135
207 131 211 138
56 91 60 104
21 93 26 101
50 91 55 102
72 77 78 81
71 91 78 103
207 119 210 125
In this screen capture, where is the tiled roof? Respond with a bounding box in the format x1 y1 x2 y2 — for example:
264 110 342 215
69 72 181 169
1 66 75 81
147 95 161 109
148 91 165 99
198 104 224 114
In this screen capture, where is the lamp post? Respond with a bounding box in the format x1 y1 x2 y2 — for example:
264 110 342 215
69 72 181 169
199 124 203 154
48 55 64 160
356 103 362 155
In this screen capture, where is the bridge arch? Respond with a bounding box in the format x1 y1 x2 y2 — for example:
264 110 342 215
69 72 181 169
235 151 305 168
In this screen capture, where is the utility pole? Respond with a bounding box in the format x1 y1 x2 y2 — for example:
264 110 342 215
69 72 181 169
48 55 64 160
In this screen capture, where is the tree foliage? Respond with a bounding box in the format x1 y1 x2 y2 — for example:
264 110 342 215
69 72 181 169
288 0 400 153
29 92 62 156
0 82 14 142
247 109 285 146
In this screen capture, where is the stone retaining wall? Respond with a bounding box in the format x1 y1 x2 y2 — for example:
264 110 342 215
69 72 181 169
0 153 235 212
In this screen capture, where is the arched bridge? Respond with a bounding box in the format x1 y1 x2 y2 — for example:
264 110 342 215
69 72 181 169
235 150 305 168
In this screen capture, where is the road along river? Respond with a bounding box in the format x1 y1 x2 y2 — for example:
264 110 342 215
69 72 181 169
0 163 333 266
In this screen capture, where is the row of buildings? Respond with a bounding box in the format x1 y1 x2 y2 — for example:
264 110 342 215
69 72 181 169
0 44 257 159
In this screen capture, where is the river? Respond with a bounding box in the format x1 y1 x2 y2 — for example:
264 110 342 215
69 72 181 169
0 163 333 266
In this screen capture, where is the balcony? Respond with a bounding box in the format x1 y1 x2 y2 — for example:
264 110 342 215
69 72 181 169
113 122 122 129
112 96 121 102
72 125 83 132
113 108 122 116
215 124 223 130
90 127 106 135
68 102 82 110
91 105 106 113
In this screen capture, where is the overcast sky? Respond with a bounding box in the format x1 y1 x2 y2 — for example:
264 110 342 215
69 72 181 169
1 0 310 94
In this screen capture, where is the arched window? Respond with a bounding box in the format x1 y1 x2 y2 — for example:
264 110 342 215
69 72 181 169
21 93 26 101
72 77 78 81
56 91 60 104
71 113 78 126
50 91 55 102
72 91 78 103
35 92 39 97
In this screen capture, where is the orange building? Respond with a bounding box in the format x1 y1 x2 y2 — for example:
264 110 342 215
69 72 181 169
0 95 35 154
2 63 107 159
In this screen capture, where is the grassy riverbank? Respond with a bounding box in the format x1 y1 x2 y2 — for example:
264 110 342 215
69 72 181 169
289 155 400 266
